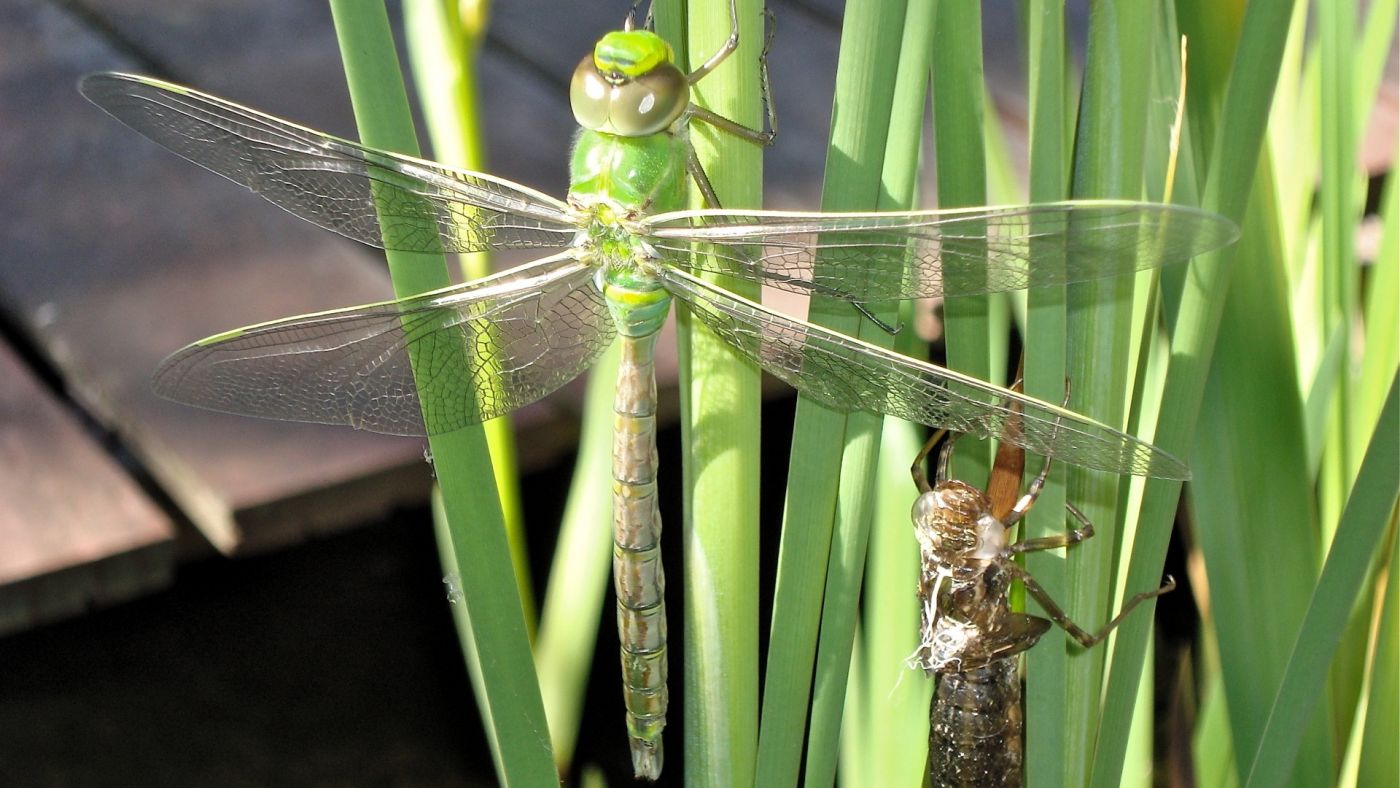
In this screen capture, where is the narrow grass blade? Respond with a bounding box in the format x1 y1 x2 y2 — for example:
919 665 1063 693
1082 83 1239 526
402 0 489 277
657 1 766 782
803 0 929 782
533 345 620 774
1243 374 1400 788
402 0 534 632
1190 162 1331 786
832 3 938 783
1317 0 1360 529
932 0 995 480
1193 670 1241 788
1022 5 1071 785
432 487 500 770
1350 0 1399 472
1354 518 1398 787
838 618 872 784
1091 0 1296 783
852 417 931 787
328 4 556 784
754 0 907 783
1061 4 1156 786
1357 165 1398 463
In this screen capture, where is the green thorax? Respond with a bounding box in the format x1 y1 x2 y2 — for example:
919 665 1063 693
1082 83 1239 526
569 128 688 217
570 127 688 339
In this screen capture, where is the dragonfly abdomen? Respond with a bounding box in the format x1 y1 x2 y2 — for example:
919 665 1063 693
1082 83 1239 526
613 332 666 779
927 656 1024 788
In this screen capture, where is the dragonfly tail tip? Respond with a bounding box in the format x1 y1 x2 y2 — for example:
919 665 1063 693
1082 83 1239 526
630 736 663 780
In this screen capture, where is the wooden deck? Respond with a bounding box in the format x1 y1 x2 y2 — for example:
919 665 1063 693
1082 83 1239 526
0 0 1393 636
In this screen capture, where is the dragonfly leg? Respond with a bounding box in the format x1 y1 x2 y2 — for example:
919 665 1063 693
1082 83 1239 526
850 301 902 334
689 106 776 147
1010 502 1093 553
686 0 740 83
911 428 949 493
685 146 724 209
1000 458 1049 528
1008 561 1176 648
623 0 649 31
686 2 778 147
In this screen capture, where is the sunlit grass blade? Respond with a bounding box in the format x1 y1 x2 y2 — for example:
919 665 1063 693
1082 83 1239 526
1189 159 1331 786
652 1 766 782
1022 5 1070 784
803 0 930 782
1059 4 1155 786
402 0 535 635
832 1 937 783
1317 0 1360 537
1349 0 1398 474
932 0 996 481
1265 0 1315 273
1354 518 1398 786
402 0 489 278
753 1 907 784
1091 0 1295 783
1357 166 1399 462
328 3 556 784
1242 374 1400 788
1193 669 1240 788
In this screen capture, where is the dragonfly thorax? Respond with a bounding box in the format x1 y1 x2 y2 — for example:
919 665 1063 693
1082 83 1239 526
571 202 670 338
573 200 650 263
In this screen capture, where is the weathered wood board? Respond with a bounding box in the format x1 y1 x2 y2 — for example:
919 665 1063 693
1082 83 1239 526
0 337 173 636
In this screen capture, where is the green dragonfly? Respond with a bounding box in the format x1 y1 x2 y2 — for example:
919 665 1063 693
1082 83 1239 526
81 3 1235 778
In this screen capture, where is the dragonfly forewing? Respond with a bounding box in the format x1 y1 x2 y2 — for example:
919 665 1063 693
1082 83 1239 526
154 253 614 435
647 201 1239 302
656 266 1189 480
80 73 579 255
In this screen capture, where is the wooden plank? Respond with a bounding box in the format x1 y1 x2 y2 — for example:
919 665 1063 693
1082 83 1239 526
0 338 173 636
0 0 582 555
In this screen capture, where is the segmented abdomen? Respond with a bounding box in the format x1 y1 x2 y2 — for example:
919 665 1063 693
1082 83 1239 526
927 657 1023 788
613 332 667 779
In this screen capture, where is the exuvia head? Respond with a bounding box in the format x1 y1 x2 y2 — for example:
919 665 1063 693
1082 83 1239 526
571 30 689 137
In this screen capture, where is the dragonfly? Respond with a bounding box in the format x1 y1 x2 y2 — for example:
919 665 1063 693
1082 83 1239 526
81 1 1235 779
908 416 1175 787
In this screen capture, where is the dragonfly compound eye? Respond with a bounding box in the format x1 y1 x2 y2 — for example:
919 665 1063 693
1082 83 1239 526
571 59 689 138
570 56 613 132
607 64 688 136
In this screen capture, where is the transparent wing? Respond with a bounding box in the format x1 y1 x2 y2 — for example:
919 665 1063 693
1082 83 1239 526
154 254 614 436
81 72 578 254
647 201 1238 301
658 267 1188 479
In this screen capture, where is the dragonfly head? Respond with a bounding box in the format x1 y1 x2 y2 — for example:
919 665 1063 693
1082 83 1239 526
913 481 1005 576
572 30 689 137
